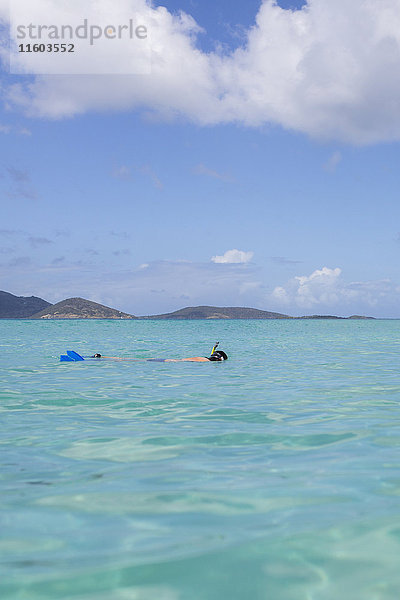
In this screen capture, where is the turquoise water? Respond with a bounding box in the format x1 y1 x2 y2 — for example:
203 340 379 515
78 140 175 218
1 319 400 600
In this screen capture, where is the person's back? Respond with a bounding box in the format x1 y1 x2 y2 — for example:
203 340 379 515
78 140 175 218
167 350 228 362
88 345 228 363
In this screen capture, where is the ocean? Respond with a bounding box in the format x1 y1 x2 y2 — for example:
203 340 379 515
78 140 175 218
1 318 400 599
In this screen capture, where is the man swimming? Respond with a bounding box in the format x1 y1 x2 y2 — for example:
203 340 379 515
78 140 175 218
90 343 228 362
148 350 228 363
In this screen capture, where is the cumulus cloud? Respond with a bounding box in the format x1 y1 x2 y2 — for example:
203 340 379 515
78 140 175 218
271 266 400 313
211 249 254 264
3 252 400 316
7 0 151 76
3 0 400 143
272 266 345 308
2 0 213 120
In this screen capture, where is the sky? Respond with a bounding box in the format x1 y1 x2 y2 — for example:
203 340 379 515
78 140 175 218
1 0 400 317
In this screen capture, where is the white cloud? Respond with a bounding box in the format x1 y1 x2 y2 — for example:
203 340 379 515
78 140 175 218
271 266 400 313
4 252 400 316
211 249 254 264
272 266 345 308
294 266 342 307
271 286 289 303
2 0 215 119
2 0 400 143
7 0 151 75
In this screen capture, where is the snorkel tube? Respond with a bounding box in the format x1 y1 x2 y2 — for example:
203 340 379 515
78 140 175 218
211 342 219 355
208 342 228 361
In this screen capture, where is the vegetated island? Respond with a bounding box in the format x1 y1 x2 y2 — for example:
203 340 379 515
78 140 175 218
298 314 373 320
142 306 289 319
142 307 374 320
0 291 374 320
0 290 51 318
32 297 136 320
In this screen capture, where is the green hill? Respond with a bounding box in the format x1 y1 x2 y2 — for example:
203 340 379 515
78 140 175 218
0 291 51 318
31 297 136 319
141 306 290 319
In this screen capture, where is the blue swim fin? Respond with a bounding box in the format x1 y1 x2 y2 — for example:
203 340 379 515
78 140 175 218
60 354 74 362
66 351 85 361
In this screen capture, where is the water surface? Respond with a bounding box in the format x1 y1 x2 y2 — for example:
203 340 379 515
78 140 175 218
1 319 400 599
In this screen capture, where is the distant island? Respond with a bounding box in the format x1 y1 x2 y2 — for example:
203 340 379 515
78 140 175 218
0 291 51 318
32 297 136 320
143 306 289 319
0 291 374 320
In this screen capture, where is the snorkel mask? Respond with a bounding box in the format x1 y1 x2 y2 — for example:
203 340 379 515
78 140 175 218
209 350 228 361
208 343 228 361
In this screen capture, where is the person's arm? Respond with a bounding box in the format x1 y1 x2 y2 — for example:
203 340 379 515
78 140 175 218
166 356 210 362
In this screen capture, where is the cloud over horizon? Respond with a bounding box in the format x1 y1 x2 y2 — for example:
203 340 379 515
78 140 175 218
1 257 262 315
271 266 400 314
3 251 400 317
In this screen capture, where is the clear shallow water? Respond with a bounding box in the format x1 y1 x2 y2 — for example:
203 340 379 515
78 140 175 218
1 319 400 600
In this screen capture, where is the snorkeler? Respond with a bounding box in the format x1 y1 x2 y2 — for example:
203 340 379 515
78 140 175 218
150 350 228 363
88 343 228 363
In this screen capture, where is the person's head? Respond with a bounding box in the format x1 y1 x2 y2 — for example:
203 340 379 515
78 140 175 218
92 353 102 358
208 350 228 361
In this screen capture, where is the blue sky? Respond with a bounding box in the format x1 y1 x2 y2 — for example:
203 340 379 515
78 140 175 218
1 0 400 317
